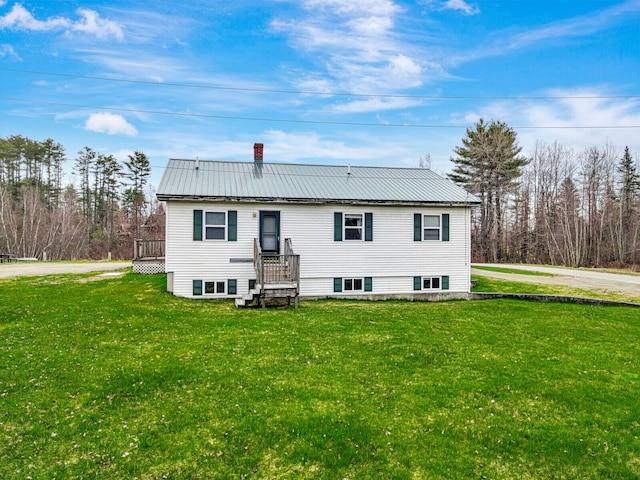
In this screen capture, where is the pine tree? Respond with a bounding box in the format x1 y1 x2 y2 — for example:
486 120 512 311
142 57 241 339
618 146 639 222
123 151 151 239
616 146 640 263
448 119 529 262
74 147 96 224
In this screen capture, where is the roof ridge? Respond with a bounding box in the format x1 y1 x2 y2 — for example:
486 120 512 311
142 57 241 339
167 158 442 172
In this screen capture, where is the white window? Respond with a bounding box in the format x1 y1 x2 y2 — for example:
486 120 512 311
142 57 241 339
344 278 364 292
344 213 363 240
205 212 226 240
204 281 226 295
423 215 440 241
423 276 441 290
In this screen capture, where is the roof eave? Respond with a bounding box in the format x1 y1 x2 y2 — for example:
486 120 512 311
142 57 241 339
156 194 481 206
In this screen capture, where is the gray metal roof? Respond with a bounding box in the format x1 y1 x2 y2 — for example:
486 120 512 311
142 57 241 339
157 159 480 206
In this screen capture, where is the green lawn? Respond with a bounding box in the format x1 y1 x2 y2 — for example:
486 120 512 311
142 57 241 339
472 274 640 304
1 272 639 478
472 265 556 276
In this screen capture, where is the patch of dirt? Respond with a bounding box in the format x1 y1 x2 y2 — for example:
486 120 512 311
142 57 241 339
75 272 128 283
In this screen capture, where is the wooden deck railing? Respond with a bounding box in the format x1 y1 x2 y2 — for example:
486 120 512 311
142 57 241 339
134 239 165 260
253 238 300 293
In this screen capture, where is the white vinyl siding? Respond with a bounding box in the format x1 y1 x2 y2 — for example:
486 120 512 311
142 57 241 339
165 202 472 298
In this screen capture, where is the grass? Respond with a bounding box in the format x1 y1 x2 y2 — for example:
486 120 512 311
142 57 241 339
471 274 640 305
2 272 640 478
472 265 556 276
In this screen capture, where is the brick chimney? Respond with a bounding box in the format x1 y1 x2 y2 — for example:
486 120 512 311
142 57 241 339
254 143 264 162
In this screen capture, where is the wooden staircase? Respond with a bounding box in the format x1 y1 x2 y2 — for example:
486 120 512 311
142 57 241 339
235 239 300 308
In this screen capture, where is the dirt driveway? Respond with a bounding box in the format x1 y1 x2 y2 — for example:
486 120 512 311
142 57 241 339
0 261 131 279
472 263 640 298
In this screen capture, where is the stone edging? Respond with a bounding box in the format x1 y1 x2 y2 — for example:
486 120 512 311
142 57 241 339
469 292 640 308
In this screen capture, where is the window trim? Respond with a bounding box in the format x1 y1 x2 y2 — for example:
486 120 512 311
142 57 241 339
422 276 441 290
343 213 364 241
423 214 441 241
414 275 450 291
334 277 373 293
204 211 227 241
203 280 226 295
344 277 364 292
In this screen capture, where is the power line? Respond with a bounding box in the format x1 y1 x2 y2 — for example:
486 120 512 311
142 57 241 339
2 67 638 101
1 97 639 130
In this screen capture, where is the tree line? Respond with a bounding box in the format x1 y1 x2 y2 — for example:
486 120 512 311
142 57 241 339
3 127 638 267
449 119 640 268
0 135 154 260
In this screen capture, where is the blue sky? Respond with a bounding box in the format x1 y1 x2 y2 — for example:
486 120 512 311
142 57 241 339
1 0 639 189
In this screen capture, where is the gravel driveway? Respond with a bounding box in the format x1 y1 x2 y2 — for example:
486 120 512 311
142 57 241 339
0 261 131 279
472 263 640 298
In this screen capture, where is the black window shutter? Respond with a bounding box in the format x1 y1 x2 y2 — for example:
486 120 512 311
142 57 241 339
442 275 450 290
228 211 237 241
334 212 343 241
228 279 237 295
364 277 373 292
365 213 373 241
334 277 342 292
413 276 421 291
193 279 202 296
442 214 450 242
414 214 421 241
193 210 203 241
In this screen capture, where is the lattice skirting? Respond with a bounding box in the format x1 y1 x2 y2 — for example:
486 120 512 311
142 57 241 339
133 261 165 274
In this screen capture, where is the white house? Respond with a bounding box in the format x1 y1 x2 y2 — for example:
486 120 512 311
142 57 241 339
156 144 480 306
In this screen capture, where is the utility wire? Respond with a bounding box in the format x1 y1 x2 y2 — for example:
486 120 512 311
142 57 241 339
1 97 639 129
1 67 638 100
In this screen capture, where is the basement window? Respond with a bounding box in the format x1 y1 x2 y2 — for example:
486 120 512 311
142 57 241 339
423 276 441 290
344 278 364 292
204 281 226 295
414 275 449 291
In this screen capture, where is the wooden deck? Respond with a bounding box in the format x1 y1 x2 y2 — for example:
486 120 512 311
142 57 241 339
133 239 165 260
132 239 165 274
235 239 300 308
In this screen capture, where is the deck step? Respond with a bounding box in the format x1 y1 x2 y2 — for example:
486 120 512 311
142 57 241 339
235 286 298 308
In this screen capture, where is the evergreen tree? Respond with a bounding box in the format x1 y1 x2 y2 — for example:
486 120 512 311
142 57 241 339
42 138 65 206
449 119 529 262
618 146 639 220
74 147 96 224
123 151 151 238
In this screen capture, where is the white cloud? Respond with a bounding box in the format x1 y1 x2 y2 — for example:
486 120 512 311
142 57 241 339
260 129 417 164
85 112 138 136
304 0 402 17
387 54 422 83
443 0 479 15
0 43 19 59
332 96 422 114
453 0 639 65
272 0 426 101
74 47 190 83
458 87 640 157
0 4 70 31
71 9 124 41
0 3 123 40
